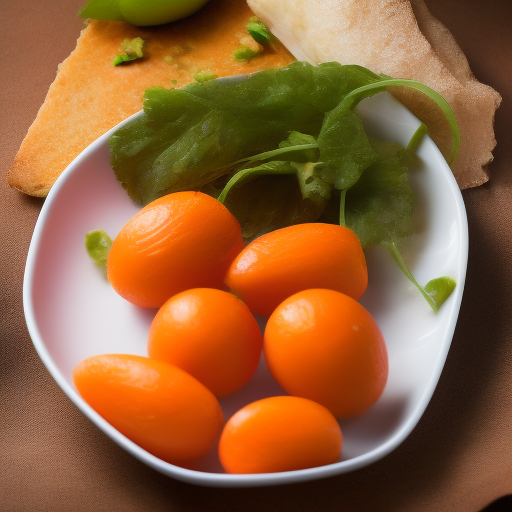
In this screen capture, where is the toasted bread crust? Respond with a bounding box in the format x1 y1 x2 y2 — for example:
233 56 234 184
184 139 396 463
8 0 294 197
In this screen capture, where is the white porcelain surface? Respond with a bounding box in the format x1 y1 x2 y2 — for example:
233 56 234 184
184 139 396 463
23 91 468 487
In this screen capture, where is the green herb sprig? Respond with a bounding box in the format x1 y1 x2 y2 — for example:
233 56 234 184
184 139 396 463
113 37 144 66
85 229 113 268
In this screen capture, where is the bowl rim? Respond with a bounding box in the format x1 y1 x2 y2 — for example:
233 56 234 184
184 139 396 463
23 93 468 487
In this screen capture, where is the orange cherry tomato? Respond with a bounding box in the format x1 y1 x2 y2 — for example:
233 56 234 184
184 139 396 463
147 288 263 397
73 354 224 462
218 396 342 474
264 289 388 418
107 191 244 308
224 223 367 317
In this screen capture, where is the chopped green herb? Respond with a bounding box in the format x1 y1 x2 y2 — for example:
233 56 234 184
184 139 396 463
170 43 195 55
113 37 144 66
246 17 273 46
233 45 261 61
85 229 113 268
195 69 218 82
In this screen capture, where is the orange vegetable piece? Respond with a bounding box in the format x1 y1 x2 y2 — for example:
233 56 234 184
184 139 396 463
107 191 244 308
73 354 224 462
218 396 342 474
147 288 263 397
264 289 388 419
224 223 367 317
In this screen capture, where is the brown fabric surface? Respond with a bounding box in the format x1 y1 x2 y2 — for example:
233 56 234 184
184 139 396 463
1 1 511 510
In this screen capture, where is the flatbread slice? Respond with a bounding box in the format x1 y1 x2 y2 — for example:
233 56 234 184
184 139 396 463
248 0 501 189
8 0 294 197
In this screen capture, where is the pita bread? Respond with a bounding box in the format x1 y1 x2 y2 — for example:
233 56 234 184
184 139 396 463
7 0 294 197
248 0 501 189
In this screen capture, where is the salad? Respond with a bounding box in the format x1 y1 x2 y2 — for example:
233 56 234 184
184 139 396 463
74 60 462 475
106 61 458 310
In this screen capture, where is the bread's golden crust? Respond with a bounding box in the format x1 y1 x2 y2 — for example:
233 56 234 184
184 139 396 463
8 0 294 197
248 0 502 189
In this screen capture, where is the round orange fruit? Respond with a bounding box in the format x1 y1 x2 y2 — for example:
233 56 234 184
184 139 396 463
147 288 263 397
107 191 244 308
264 289 388 418
73 354 224 462
224 223 367 317
218 396 342 474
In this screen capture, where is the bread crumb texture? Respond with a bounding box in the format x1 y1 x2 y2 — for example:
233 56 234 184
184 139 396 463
8 0 294 197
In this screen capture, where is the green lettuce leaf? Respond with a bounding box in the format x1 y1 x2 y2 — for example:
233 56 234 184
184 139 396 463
109 62 379 204
344 138 413 248
387 242 456 312
216 159 330 238
222 173 327 240
317 108 378 190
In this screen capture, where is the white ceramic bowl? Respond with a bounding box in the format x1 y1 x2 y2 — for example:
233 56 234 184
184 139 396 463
23 91 468 487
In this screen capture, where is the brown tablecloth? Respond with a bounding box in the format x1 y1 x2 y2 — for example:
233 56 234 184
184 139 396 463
1 1 511 510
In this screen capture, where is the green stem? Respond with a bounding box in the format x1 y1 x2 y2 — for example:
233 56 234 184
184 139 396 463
231 143 318 166
341 79 460 164
217 164 296 204
385 241 439 312
407 123 428 153
339 188 348 227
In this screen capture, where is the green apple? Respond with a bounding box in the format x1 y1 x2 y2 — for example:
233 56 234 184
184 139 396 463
79 0 212 26
119 0 211 26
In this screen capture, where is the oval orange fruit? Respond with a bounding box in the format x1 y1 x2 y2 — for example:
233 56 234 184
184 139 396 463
218 396 342 474
73 354 224 462
147 288 263 397
107 191 244 308
224 223 367 317
264 289 388 418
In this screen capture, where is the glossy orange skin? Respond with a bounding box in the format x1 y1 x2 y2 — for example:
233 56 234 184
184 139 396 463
224 223 367 317
147 288 263 397
264 289 388 419
73 354 224 462
107 191 244 308
218 396 342 474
